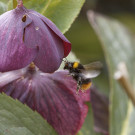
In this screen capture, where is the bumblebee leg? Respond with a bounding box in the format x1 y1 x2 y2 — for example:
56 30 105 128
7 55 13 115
70 73 75 76
66 72 75 77
66 74 71 77
66 73 73 77
76 85 80 95
76 77 82 94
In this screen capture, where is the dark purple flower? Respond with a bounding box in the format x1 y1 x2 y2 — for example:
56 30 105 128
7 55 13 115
0 65 90 135
0 5 71 73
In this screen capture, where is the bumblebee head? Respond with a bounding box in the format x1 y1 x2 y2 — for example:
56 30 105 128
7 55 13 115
62 58 72 70
64 62 72 70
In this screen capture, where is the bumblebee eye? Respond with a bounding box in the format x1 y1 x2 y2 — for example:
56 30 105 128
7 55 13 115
69 63 72 68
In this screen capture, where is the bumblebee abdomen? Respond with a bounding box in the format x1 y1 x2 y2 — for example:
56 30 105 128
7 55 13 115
80 82 92 90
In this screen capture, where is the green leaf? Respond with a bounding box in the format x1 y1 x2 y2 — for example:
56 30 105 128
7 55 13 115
8 0 85 33
87 11 135 135
0 0 9 3
0 1 7 14
0 93 58 135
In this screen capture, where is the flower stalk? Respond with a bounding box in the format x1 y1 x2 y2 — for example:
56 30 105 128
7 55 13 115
114 62 135 106
13 0 23 8
17 0 23 7
13 0 17 8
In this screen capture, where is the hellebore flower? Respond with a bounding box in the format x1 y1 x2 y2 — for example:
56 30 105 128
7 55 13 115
0 65 90 135
0 5 71 73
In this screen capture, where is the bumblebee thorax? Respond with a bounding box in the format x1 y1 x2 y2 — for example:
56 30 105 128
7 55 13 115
73 62 79 69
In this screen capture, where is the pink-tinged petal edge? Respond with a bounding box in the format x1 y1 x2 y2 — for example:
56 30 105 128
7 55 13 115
0 68 90 135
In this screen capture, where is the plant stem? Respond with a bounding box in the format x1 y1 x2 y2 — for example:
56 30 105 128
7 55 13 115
17 0 23 6
13 0 17 8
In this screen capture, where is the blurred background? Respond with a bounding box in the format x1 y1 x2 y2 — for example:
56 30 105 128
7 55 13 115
65 0 135 96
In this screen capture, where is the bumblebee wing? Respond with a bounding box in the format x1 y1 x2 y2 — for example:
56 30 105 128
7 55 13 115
83 61 103 70
82 70 101 78
82 61 103 78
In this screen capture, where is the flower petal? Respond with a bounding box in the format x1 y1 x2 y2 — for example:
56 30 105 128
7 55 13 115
0 68 90 135
23 13 64 73
0 7 38 72
29 10 71 57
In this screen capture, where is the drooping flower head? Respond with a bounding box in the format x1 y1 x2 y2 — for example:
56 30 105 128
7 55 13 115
0 65 90 135
0 4 71 73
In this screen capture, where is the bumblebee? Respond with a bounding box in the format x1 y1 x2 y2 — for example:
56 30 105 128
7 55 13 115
63 60 102 92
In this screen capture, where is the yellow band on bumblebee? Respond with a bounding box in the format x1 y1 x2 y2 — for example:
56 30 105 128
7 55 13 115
73 62 79 69
81 82 92 90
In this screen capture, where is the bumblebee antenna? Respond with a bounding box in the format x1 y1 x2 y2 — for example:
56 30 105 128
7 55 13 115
64 57 68 62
